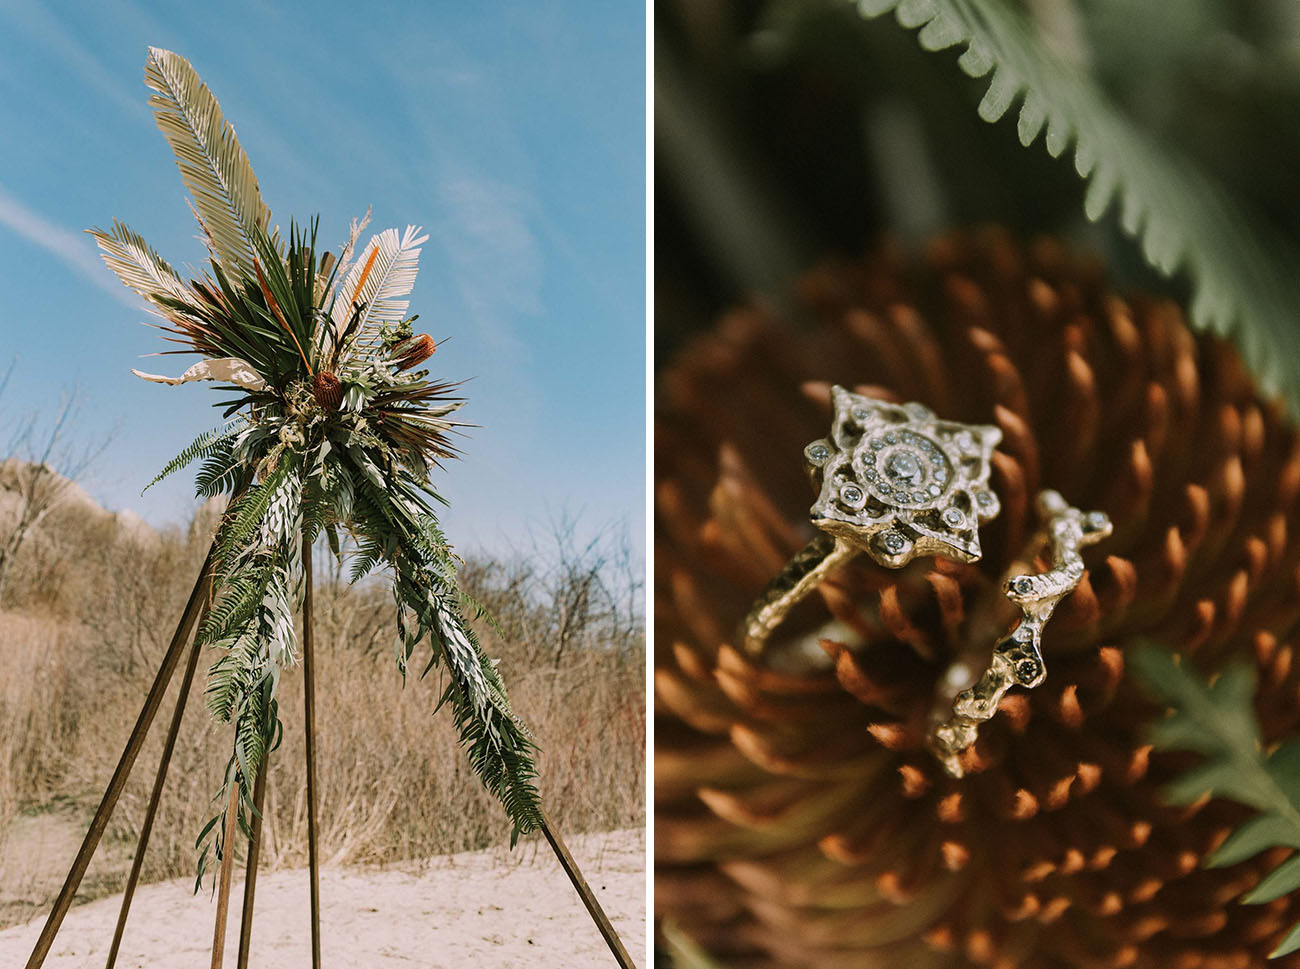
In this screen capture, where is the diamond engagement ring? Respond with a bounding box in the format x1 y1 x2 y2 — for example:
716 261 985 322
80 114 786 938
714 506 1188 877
739 386 1111 776
739 386 1003 656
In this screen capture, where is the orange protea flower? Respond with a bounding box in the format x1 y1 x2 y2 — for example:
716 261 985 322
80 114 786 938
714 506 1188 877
655 228 1300 969
394 333 436 371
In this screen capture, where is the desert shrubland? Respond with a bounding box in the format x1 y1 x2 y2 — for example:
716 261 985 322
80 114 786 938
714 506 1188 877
0 485 643 926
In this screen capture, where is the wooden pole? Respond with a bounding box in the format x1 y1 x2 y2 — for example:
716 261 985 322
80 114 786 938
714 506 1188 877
25 548 215 969
103 600 211 969
234 756 269 969
209 778 242 969
302 538 322 969
540 817 637 969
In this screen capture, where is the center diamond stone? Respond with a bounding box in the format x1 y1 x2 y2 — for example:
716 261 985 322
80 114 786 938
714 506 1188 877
885 450 924 486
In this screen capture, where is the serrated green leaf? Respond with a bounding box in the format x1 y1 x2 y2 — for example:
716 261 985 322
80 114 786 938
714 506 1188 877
858 0 1300 416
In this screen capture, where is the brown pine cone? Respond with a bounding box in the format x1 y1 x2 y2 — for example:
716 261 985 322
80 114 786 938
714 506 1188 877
655 228 1300 969
313 370 342 410
393 333 436 371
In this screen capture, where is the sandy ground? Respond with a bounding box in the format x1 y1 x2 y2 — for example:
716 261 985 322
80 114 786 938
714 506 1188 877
0 828 645 968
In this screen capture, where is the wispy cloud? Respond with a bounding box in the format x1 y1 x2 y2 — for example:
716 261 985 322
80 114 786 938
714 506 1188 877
0 1 148 124
0 184 137 309
437 173 544 356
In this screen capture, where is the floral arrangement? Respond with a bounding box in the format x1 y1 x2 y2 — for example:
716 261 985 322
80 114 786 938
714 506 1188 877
92 47 541 879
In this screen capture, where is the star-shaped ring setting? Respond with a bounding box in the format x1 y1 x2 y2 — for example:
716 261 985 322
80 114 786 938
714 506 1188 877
740 388 1004 655
803 386 1003 568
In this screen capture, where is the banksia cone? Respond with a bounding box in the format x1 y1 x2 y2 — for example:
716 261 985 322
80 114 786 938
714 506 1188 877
394 333 436 371
313 369 342 410
656 228 1300 969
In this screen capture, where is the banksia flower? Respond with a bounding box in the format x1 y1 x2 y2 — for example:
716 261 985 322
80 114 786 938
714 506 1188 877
312 370 342 410
656 228 1300 968
394 333 436 371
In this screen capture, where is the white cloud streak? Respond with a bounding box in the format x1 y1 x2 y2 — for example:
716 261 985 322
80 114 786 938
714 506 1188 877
437 173 544 355
0 184 138 309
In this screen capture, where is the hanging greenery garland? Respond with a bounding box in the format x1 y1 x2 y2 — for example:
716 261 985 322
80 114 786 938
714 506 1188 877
91 47 542 883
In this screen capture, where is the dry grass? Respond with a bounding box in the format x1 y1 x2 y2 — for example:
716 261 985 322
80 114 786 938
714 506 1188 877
0 497 644 928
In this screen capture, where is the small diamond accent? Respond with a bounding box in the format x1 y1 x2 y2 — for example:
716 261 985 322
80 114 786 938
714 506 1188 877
955 431 974 451
878 483 892 494
942 507 965 528
870 438 885 450
806 442 830 464
1012 576 1033 595
976 490 994 508
928 484 941 497
1086 511 1108 529
841 484 864 505
881 531 906 552
885 432 898 445
852 407 870 422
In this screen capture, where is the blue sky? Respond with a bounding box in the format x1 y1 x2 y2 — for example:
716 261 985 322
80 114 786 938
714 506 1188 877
0 0 644 559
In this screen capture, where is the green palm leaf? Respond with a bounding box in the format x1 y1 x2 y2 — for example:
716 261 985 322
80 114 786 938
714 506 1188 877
144 46 271 277
857 0 1300 415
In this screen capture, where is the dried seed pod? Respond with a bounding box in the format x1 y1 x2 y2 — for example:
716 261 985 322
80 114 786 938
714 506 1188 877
393 333 435 371
655 228 1300 969
312 370 342 410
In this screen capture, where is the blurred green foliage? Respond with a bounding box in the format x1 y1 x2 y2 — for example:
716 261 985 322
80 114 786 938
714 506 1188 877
656 0 1300 410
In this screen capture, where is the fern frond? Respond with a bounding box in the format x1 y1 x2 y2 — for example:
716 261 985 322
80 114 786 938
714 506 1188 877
857 0 1300 413
144 422 239 494
144 47 271 276
1131 642 1300 958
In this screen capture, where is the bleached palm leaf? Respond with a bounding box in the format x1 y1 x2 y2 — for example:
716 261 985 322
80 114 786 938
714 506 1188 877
144 47 270 277
88 219 201 315
329 225 428 356
132 357 268 390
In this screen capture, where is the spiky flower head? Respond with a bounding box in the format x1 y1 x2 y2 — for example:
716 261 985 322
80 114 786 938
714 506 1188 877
656 228 1300 969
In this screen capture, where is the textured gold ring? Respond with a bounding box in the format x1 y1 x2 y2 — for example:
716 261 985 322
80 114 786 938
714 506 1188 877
738 386 1110 776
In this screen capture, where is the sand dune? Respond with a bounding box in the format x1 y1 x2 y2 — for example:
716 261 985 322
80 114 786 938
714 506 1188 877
0 828 644 968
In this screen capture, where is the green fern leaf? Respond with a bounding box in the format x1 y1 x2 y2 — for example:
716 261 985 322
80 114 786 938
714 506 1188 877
1131 642 1300 958
857 0 1300 414
144 422 239 494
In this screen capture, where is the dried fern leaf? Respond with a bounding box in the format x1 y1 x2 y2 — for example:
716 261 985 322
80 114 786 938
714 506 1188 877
857 0 1300 415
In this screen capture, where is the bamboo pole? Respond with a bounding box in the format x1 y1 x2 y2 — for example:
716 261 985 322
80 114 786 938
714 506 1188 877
540 817 637 969
235 755 269 969
25 548 215 969
302 538 322 969
103 598 211 969
209 778 242 969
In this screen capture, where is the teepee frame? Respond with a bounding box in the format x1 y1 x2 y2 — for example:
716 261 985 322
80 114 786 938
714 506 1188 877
22 538 635 969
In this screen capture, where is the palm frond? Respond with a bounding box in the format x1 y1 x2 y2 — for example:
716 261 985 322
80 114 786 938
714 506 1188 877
856 0 1300 414
328 225 428 356
144 47 271 277
88 219 202 315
